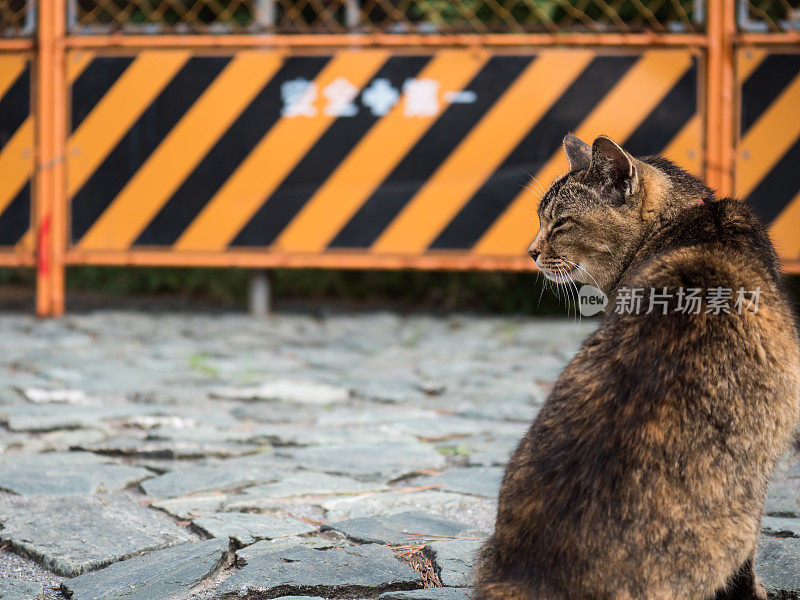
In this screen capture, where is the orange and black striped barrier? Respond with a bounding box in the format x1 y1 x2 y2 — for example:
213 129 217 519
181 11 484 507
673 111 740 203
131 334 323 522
0 54 34 264
65 49 700 264
1 1 799 315
736 49 800 266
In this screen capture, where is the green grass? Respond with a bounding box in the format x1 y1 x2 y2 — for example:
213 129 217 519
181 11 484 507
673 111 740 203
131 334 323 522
0 266 798 317
57 266 569 315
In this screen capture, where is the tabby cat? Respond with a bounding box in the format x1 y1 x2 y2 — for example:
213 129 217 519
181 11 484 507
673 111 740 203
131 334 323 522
475 134 800 600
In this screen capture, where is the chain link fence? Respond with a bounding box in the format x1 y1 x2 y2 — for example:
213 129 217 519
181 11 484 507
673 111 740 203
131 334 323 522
0 0 33 37
740 0 800 32
2 1 799 39
66 0 703 34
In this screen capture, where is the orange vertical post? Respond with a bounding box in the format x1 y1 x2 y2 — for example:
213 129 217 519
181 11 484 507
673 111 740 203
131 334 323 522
706 0 736 196
35 0 67 316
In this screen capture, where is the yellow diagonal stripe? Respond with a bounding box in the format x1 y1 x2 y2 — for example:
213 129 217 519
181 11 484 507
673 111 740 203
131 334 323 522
67 51 95 83
0 56 31 222
735 72 800 199
14 229 33 252
77 52 285 250
661 113 702 176
0 119 33 216
275 50 489 253
737 48 767 83
0 55 27 99
769 187 800 262
474 50 693 256
175 50 390 252
67 51 191 198
0 53 97 245
372 51 593 255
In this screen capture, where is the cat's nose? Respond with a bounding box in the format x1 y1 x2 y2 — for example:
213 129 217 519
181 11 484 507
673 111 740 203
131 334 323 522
528 249 540 260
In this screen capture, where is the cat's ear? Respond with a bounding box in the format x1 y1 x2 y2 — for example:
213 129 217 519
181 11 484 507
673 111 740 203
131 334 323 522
585 135 639 202
562 133 591 172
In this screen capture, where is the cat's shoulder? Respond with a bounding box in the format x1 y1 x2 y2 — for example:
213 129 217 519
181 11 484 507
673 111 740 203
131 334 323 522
636 198 780 289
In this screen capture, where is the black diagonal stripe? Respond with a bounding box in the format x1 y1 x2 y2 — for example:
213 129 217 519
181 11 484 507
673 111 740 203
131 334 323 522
625 61 697 157
231 55 430 247
742 54 800 135
71 56 135 132
134 56 329 246
0 181 30 246
430 55 637 250
0 64 29 152
71 56 230 243
746 136 800 224
329 55 533 249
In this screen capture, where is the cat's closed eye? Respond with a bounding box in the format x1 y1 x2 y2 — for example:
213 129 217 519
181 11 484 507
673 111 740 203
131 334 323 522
549 217 575 233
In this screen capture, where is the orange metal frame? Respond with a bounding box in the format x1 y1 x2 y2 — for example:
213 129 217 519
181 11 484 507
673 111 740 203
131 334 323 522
13 2 797 315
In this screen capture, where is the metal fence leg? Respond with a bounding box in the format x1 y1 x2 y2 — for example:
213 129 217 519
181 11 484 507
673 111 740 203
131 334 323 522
35 0 67 316
706 0 736 197
249 270 272 317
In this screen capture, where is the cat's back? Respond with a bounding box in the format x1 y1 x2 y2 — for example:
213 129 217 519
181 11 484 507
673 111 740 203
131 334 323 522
615 198 798 391
584 197 800 515
630 197 782 290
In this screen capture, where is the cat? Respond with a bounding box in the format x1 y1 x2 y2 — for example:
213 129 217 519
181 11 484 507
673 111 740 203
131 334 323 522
474 134 800 600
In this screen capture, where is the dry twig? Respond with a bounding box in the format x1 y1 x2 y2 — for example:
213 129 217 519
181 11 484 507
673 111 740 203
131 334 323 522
392 544 442 588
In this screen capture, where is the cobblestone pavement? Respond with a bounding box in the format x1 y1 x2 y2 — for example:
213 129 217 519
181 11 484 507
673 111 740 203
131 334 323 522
0 311 797 600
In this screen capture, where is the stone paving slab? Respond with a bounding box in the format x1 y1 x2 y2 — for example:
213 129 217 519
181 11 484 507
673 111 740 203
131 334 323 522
223 472 386 512
243 424 418 448
74 434 263 460
761 515 800 538
217 544 422 599
211 380 350 405
324 511 477 545
62 538 230 600
0 494 194 576
140 455 287 498
417 467 504 498
0 578 45 600
0 405 167 433
321 490 487 522
192 513 317 546
151 495 229 520
277 441 446 480
0 452 151 496
234 537 348 567
756 535 800 595
380 588 472 600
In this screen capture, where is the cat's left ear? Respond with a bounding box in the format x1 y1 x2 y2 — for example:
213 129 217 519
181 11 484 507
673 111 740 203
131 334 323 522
562 133 591 172
585 136 639 202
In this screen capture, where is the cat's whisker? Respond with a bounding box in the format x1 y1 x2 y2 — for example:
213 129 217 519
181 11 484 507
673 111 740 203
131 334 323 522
566 269 582 324
555 266 575 320
535 270 546 309
552 271 561 302
563 267 579 322
522 169 547 196
558 267 573 319
521 184 542 201
531 176 547 195
563 259 602 292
